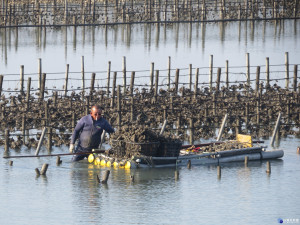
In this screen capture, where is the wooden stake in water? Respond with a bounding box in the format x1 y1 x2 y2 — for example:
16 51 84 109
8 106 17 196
175 170 179 180
217 165 221 179
244 156 249 167
266 161 271 174
187 160 191 169
56 156 62 165
40 163 49 175
101 170 110 184
5 129 9 152
35 168 40 176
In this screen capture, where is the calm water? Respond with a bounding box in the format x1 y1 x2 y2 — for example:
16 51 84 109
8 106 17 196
0 20 299 90
0 137 300 225
0 20 300 224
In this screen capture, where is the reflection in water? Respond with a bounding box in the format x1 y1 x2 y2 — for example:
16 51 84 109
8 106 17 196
0 20 299 69
70 162 102 223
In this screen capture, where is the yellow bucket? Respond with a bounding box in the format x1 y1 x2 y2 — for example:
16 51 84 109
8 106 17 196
236 134 253 147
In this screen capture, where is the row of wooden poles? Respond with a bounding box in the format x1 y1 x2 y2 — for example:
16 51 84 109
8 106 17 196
0 52 299 100
0 95 290 152
8 155 110 182
175 158 272 180
0 0 299 27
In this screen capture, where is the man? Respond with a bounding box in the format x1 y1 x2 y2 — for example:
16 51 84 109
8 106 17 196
69 105 114 161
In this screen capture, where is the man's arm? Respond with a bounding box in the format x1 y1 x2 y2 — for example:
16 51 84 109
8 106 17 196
103 120 115 134
70 117 85 144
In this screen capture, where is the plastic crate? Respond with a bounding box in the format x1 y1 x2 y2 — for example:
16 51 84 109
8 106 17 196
110 139 126 157
157 141 182 157
125 141 160 157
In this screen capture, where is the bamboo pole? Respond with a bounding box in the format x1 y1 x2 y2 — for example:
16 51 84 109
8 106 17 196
150 62 154 91
81 56 85 98
20 65 24 95
4 150 107 159
266 57 270 87
270 112 281 147
64 64 69 97
90 73 96 96
189 64 192 90
225 60 229 88
107 61 111 97
117 85 121 128
122 56 126 94
26 77 31 110
5 129 9 152
194 68 199 99
38 58 42 90
293 65 298 92
209 55 213 91
111 72 117 108
285 52 289 89
35 127 47 156
168 56 171 91
0 75 3 96
175 69 179 94
216 68 221 92
246 53 250 85
217 113 228 141
130 71 135 96
255 66 260 94
154 70 159 100
39 73 46 101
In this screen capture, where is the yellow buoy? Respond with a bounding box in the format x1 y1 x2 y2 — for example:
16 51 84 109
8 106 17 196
88 154 95 163
94 157 101 165
125 161 131 169
113 161 119 168
100 159 106 167
106 161 112 167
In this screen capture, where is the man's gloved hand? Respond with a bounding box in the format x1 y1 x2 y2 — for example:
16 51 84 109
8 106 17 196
69 144 75 153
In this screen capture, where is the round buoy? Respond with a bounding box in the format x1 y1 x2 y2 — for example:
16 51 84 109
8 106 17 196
113 161 119 168
100 159 106 167
106 161 112 167
94 157 101 165
88 154 95 163
125 161 131 169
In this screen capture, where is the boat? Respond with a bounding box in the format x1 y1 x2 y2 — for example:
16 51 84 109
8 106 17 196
88 134 284 169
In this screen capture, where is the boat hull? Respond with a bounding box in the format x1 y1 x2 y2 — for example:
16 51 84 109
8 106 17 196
129 149 284 168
